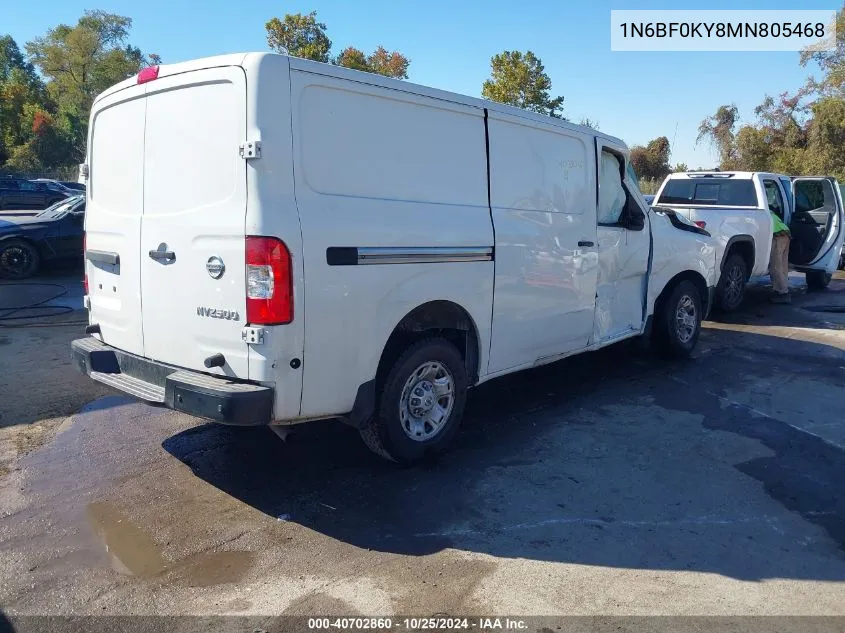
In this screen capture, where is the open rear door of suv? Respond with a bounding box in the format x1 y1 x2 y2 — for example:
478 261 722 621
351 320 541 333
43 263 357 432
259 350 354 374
788 177 845 281
139 66 250 378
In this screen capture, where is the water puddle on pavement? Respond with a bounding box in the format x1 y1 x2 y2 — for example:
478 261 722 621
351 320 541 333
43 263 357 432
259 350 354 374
87 502 167 577
86 500 254 586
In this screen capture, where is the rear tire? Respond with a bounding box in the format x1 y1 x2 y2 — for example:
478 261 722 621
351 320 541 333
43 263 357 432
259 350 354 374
0 239 40 279
716 253 747 312
806 270 832 291
652 280 702 358
359 338 467 464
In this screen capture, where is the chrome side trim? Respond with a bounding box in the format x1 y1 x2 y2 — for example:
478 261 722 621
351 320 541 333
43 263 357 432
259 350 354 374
356 246 493 265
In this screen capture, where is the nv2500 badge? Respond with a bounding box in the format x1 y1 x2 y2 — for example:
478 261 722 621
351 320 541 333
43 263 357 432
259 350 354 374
196 306 240 320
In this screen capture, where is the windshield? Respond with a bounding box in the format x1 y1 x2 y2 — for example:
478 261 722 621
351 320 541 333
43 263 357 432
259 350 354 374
37 196 82 219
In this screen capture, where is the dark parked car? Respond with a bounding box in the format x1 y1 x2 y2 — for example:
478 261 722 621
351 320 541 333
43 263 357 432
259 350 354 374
32 178 77 194
0 195 85 279
60 181 86 192
0 178 70 210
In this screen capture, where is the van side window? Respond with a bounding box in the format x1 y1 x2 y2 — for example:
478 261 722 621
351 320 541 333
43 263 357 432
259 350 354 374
598 151 625 224
763 180 785 220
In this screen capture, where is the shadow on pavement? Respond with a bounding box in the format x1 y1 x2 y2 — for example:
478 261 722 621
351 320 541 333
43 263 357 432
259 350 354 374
164 322 845 581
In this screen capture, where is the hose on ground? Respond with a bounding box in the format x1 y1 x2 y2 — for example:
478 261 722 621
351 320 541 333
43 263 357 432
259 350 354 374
0 282 87 328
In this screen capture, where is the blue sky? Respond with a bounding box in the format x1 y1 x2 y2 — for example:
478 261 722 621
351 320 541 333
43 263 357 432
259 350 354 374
6 0 836 167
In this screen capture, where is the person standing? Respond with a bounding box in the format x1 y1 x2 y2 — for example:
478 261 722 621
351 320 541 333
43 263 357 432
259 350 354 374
769 211 791 303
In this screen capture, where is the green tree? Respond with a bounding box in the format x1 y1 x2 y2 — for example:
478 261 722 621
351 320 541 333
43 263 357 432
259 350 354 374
673 162 688 172
25 11 149 163
334 46 369 72
265 11 411 79
800 5 845 97
734 125 773 171
482 50 564 118
27 11 146 112
696 104 739 168
265 11 331 63
364 46 409 79
629 136 672 181
0 35 47 165
804 96 845 179
335 45 410 79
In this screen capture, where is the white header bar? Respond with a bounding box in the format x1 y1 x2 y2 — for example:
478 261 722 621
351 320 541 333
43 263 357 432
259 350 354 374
611 10 837 51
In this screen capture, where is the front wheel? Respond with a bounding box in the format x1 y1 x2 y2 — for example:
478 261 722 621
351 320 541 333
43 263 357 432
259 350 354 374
652 280 703 358
806 269 832 291
359 338 468 463
716 254 747 312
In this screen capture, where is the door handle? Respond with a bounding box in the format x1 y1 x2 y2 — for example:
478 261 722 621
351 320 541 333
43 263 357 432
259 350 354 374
578 241 595 247
148 249 176 263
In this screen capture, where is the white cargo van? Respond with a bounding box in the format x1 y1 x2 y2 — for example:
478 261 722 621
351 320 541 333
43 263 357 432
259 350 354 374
72 53 717 462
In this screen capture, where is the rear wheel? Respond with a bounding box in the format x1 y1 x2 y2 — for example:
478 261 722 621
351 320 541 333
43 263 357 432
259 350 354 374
360 338 467 463
652 280 702 358
806 269 832 291
716 253 747 312
0 239 40 279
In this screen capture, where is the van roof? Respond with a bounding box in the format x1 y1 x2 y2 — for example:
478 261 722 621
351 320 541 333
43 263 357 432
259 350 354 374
95 52 627 149
284 55 627 148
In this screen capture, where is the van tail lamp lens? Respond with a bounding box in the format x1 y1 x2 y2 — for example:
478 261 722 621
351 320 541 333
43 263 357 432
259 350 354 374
137 65 159 84
694 221 707 229
82 234 88 295
246 236 293 325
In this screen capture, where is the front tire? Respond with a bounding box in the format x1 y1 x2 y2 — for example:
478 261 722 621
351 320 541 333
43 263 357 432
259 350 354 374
652 280 703 358
360 338 468 463
806 269 832 291
0 239 40 279
716 254 747 312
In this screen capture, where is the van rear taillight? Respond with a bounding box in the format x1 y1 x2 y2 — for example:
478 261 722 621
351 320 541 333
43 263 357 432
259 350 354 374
246 236 293 325
137 66 159 84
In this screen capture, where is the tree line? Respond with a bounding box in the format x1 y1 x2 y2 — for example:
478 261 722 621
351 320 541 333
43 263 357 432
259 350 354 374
10 6 841 183
0 9 568 177
696 6 845 181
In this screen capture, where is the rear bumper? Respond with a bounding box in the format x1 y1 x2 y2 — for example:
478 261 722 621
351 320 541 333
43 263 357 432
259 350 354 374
71 337 273 426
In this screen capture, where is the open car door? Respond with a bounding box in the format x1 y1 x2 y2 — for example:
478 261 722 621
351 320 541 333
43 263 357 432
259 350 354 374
787 177 844 278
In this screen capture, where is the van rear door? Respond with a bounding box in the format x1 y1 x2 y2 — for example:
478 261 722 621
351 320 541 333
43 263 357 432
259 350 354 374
86 86 147 356
788 177 844 274
139 66 250 377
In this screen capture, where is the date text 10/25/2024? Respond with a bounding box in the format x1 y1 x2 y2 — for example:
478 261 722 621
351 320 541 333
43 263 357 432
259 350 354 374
304 617 529 631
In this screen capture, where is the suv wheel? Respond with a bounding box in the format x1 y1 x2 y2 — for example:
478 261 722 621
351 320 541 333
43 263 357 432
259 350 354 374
652 280 702 358
806 270 832 291
360 338 467 463
716 254 747 312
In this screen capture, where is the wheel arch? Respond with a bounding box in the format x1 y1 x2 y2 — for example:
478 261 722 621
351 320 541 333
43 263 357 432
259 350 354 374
654 269 711 319
345 300 482 428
